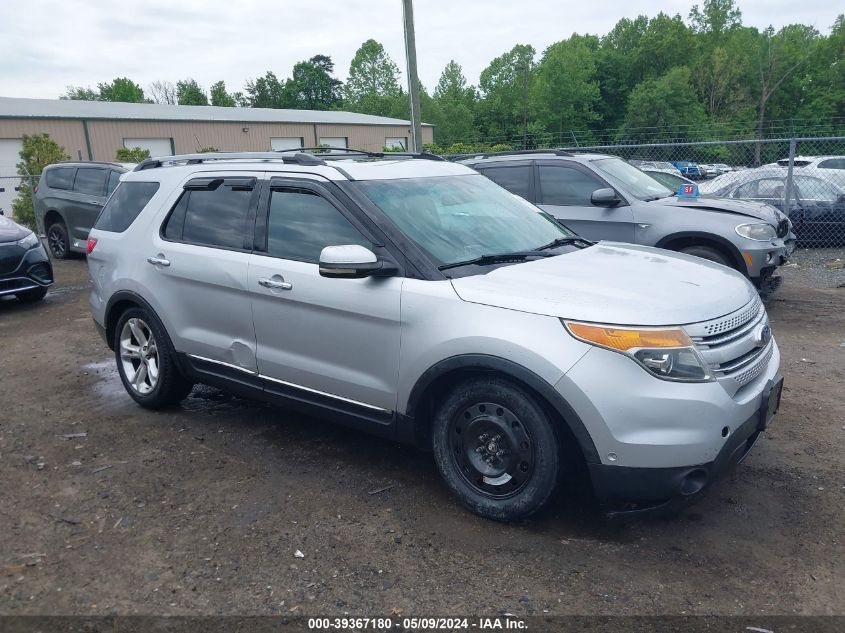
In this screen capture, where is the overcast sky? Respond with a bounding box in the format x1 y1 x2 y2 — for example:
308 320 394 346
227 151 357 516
0 0 841 101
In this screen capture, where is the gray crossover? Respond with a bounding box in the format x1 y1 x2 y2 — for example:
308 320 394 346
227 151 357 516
460 150 794 293
88 150 783 521
35 161 131 258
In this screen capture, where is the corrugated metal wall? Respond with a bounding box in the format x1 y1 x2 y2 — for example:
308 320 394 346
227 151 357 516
0 118 434 162
0 119 88 161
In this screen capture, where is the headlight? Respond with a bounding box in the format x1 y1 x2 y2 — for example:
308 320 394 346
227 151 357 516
16 232 39 250
564 321 714 382
735 223 776 241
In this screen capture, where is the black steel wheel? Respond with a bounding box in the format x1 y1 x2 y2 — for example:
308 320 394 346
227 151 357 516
432 378 561 521
450 402 535 499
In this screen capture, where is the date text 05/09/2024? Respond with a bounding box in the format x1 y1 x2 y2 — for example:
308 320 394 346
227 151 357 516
307 617 527 630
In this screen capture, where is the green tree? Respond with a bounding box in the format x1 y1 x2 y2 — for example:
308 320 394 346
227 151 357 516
620 66 707 141
116 147 151 163
750 24 818 161
634 13 696 81
176 78 209 105
532 35 602 141
477 44 536 145
795 15 845 124
288 55 342 109
209 80 237 107
431 60 479 145
596 16 649 129
97 77 146 103
61 86 99 100
244 71 292 108
344 39 401 115
689 0 742 37
12 134 69 229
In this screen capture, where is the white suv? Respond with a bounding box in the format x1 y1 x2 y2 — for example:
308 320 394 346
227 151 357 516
87 151 783 521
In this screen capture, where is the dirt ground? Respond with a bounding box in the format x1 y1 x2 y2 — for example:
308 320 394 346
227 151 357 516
1 257 843 617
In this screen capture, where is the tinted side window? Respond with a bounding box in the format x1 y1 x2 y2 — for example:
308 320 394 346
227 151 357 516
164 179 255 249
819 158 845 170
538 165 603 206
107 171 121 195
266 189 370 263
45 167 76 190
94 182 160 233
480 165 532 199
74 168 108 195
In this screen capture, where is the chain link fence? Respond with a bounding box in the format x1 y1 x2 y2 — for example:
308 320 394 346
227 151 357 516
555 136 845 248
0 165 40 230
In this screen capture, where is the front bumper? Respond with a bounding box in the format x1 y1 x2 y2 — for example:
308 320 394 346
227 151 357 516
590 377 781 518
0 242 54 297
555 338 781 516
741 241 790 282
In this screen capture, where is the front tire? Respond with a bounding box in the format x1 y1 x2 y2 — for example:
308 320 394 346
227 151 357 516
113 307 192 409
679 244 731 268
432 378 561 521
46 221 71 259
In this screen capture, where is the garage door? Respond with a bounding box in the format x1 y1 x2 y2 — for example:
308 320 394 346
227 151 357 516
271 137 304 151
319 137 347 149
0 139 23 219
124 138 173 158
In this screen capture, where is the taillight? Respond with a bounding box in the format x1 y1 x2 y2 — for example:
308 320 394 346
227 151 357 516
86 237 98 255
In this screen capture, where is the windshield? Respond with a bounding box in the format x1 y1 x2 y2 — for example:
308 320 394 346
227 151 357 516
593 158 673 201
355 174 575 267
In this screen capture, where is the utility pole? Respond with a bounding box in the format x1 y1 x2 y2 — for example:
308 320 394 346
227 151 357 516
402 0 423 152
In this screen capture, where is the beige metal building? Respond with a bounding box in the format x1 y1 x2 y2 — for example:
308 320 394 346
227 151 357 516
0 97 434 166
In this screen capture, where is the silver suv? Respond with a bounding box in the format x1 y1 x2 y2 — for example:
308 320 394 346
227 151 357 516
88 151 783 521
460 150 794 294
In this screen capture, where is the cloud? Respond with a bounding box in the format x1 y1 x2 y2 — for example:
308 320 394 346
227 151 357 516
0 0 840 99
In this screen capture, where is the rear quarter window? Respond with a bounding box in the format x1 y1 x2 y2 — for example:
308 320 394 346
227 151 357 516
478 165 533 200
45 167 76 190
93 181 160 233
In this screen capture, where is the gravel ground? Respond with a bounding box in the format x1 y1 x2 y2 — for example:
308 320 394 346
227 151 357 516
781 247 845 289
0 258 843 618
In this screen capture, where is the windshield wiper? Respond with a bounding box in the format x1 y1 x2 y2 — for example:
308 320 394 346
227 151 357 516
438 251 554 271
537 236 593 250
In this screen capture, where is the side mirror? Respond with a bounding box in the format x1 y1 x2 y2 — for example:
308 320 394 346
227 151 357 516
319 244 397 279
591 187 622 207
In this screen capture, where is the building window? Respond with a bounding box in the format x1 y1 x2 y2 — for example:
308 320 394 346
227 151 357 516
270 137 304 151
385 137 408 151
123 138 173 158
318 137 347 149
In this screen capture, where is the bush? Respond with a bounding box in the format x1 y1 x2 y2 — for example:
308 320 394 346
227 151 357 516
12 134 69 230
116 146 151 163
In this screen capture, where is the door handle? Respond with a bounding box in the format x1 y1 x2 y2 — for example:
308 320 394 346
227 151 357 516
146 255 171 267
258 276 292 290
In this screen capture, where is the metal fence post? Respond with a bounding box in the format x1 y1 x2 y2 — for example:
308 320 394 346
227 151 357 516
783 138 796 211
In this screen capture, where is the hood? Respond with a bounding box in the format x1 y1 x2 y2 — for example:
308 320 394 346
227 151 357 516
648 195 783 225
0 215 30 243
450 242 756 326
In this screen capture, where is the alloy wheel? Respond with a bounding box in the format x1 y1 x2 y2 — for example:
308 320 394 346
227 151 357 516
47 226 66 258
119 318 159 395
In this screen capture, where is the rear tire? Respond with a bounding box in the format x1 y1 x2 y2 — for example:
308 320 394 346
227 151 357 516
679 244 731 268
431 378 561 521
46 221 71 259
16 286 48 302
113 307 193 409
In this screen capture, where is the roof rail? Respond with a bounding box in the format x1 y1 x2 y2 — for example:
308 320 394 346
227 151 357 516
133 151 326 171
275 146 445 161
468 148 575 160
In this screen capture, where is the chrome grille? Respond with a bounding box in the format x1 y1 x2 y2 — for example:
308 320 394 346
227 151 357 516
701 295 761 335
685 296 775 393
